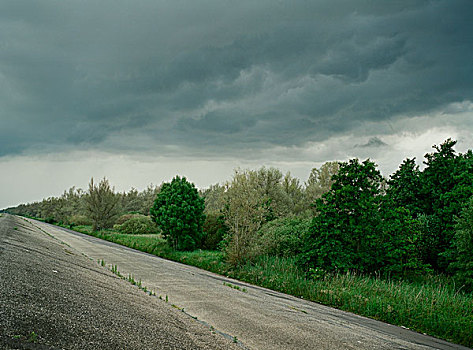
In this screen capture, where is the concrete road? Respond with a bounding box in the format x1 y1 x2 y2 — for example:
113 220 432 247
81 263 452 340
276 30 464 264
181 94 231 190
0 214 239 350
14 216 470 350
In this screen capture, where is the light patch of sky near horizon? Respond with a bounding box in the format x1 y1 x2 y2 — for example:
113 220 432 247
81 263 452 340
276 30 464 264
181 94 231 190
1 105 471 209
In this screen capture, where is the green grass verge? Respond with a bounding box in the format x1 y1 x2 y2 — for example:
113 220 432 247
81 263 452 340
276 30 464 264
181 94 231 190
64 224 471 347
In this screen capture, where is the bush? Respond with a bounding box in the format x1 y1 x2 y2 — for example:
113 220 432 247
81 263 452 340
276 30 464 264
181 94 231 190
117 215 159 235
69 214 92 226
201 212 228 250
150 176 205 251
255 217 310 257
44 217 56 224
115 213 142 225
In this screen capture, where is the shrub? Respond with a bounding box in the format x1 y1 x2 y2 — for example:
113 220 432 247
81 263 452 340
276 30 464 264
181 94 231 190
117 215 159 235
255 217 310 257
84 177 120 231
115 213 142 225
69 215 92 226
44 217 56 224
201 212 228 250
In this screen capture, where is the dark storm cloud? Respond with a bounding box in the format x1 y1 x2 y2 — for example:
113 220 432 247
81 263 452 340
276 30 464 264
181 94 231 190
0 0 471 158
356 137 388 148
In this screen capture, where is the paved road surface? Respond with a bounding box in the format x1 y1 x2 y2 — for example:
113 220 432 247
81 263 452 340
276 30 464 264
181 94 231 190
0 214 239 350
3 215 469 349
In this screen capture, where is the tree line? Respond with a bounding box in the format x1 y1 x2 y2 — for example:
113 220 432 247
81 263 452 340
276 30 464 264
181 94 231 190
6 139 473 289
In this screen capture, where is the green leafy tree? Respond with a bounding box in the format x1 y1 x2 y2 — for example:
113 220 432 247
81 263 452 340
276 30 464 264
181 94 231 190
450 197 473 290
301 159 384 273
379 202 427 276
223 170 268 265
138 184 161 215
84 177 120 231
150 176 205 251
386 158 422 217
201 183 226 214
420 139 473 271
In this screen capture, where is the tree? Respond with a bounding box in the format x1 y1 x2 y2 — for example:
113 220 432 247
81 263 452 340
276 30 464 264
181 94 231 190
379 201 427 276
450 197 473 290
223 170 267 265
304 161 340 214
84 177 120 231
150 176 205 251
301 159 384 273
138 184 161 215
254 167 292 220
201 183 226 214
281 172 305 215
386 158 422 217
419 139 473 271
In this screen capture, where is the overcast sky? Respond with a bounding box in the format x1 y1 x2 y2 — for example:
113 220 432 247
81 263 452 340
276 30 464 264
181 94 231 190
1 0 472 209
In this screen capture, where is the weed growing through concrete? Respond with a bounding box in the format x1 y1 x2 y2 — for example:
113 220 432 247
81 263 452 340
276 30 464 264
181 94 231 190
28 331 38 343
223 282 247 293
97 259 156 298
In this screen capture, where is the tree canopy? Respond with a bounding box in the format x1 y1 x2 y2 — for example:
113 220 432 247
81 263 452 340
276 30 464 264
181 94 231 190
150 176 205 251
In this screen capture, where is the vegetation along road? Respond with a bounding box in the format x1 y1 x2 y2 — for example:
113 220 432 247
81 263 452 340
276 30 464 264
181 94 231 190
1 214 467 350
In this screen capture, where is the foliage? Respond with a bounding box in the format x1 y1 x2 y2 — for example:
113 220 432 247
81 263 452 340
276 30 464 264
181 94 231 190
301 159 428 277
281 172 306 215
116 215 159 235
84 177 120 231
201 184 226 214
379 204 429 276
301 159 384 273
386 158 422 216
254 216 310 258
116 213 142 225
69 214 92 226
304 161 340 214
150 176 205 251
419 139 473 271
450 197 473 290
222 167 310 264
223 169 267 265
201 212 228 250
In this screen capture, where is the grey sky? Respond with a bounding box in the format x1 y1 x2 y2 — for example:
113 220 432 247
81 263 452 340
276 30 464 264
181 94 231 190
1 0 472 208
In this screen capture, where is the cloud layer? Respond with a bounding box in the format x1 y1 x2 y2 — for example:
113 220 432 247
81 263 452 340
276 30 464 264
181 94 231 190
0 0 471 161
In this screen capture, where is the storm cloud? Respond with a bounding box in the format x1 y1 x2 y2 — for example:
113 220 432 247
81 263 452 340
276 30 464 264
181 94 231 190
0 0 471 159
0 0 472 208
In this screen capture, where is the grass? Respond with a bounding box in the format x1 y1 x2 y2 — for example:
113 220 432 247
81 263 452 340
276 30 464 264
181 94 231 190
63 224 472 347
231 255 473 346
223 282 247 293
99 258 156 297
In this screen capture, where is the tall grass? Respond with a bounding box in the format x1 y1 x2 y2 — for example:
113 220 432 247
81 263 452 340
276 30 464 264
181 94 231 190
68 224 472 347
232 256 472 346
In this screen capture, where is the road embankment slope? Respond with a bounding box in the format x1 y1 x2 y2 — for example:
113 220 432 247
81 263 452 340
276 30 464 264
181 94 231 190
0 214 240 350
